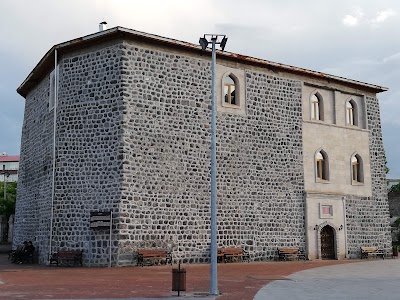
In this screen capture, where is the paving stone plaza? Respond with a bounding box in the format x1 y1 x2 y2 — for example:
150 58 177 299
13 27 392 266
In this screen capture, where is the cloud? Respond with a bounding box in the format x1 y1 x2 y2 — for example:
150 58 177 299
371 8 396 25
383 51 400 64
342 8 397 28
343 15 360 26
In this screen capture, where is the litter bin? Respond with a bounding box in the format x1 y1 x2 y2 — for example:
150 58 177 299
393 246 398 257
172 265 186 293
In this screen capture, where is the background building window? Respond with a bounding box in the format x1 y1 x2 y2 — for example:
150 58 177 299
224 75 237 105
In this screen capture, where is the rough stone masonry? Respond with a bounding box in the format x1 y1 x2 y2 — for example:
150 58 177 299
14 28 391 265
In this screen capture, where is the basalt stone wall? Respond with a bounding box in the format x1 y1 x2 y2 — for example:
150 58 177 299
118 42 305 264
13 75 55 263
52 43 125 266
345 96 392 258
15 42 126 266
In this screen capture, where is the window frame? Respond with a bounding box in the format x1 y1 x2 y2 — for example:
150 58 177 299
351 153 364 184
310 91 324 121
315 149 329 182
222 73 239 107
346 99 358 127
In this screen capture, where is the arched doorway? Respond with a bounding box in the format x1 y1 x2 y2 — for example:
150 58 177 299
320 225 335 259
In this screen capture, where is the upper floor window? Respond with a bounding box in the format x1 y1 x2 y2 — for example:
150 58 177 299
224 75 237 105
316 150 329 181
351 154 363 183
311 93 323 121
346 100 358 126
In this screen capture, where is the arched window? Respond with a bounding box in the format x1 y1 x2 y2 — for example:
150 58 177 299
346 100 358 126
351 154 363 183
316 150 329 181
224 75 237 105
311 93 323 121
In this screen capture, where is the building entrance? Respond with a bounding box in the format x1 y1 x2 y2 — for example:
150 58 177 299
320 225 335 259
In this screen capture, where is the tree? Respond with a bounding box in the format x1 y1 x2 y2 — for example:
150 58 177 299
0 181 17 218
390 182 400 193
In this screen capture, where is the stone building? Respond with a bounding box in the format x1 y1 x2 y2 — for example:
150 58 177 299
0 153 19 182
1 153 18 243
14 27 391 265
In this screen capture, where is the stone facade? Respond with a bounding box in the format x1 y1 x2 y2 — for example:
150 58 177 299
14 75 55 262
117 43 304 264
14 27 392 265
339 96 392 258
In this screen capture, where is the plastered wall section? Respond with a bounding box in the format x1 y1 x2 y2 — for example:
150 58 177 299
302 85 372 197
305 193 346 260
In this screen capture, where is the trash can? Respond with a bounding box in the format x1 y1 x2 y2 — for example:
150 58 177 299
393 246 398 257
172 267 186 292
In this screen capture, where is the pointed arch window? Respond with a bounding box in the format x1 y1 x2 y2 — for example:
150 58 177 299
311 93 324 121
224 75 237 105
351 154 363 183
316 150 329 181
346 100 358 126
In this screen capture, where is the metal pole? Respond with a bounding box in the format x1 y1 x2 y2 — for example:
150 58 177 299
3 165 6 200
178 262 181 297
342 197 348 258
109 212 112 268
88 229 91 267
49 49 58 263
209 37 218 296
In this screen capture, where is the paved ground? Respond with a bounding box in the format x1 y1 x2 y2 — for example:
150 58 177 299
0 253 353 300
255 259 400 300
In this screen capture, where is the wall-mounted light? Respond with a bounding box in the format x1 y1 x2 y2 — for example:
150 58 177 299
339 225 343 231
314 225 319 230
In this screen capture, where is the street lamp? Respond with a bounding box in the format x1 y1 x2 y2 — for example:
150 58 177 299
2 164 9 200
199 34 228 296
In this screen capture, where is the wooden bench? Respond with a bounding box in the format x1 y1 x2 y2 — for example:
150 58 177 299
218 247 249 263
360 246 385 259
136 249 172 266
278 247 299 261
49 250 83 266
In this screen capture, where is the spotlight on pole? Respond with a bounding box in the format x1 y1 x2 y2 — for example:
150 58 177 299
199 37 209 51
220 36 228 51
199 33 227 297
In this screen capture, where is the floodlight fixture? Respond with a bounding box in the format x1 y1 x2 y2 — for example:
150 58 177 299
199 34 228 52
220 36 228 51
199 37 209 51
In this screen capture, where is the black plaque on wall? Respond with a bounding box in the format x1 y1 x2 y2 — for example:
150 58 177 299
90 211 111 229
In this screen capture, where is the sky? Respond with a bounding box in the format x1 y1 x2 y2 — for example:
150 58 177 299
0 0 398 178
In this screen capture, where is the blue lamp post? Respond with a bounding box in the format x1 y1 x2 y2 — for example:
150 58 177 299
199 34 228 296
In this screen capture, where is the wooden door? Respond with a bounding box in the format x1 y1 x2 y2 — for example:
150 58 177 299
320 225 335 259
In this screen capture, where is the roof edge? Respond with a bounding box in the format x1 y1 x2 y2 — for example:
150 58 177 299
17 26 388 98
